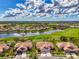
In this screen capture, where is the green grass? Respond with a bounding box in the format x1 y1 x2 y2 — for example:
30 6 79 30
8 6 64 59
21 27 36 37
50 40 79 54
1 28 79 41
27 28 79 41
52 28 79 38
0 28 79 58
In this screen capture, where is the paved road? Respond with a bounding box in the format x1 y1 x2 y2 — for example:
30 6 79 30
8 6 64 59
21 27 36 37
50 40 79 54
38 56 67 59
38 56 79 59
1 56 79 59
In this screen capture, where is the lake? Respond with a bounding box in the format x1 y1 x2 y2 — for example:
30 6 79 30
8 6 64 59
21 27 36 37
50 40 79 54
0 29 63 38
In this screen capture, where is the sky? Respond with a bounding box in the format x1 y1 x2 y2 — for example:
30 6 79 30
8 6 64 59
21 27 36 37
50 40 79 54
0 0 79 21
0 0 23 13
0 0 56 18
0 0 51 13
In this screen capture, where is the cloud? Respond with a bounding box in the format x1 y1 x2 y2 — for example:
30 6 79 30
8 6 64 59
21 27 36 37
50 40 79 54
16 3 26 9
1 0 79 18
55 0 79 7
3 8 23 17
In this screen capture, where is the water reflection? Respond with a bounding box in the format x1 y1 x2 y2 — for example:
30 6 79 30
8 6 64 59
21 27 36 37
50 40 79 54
0 29 63 38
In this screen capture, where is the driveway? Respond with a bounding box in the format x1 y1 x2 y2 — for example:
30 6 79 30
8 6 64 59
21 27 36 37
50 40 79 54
12 53 29 59
12 55 29 59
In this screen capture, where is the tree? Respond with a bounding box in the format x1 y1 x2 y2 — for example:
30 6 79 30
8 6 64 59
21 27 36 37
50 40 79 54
60 36 67 42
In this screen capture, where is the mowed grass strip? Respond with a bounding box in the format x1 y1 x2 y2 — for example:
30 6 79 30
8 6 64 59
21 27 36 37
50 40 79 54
52 28 79 38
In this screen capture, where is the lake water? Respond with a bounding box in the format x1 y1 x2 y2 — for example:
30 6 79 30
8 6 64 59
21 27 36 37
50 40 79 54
0 29 63 38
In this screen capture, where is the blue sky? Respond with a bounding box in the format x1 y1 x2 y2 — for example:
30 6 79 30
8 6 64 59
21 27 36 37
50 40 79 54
0 0 79 21
0 0 52 13
0 0 23 13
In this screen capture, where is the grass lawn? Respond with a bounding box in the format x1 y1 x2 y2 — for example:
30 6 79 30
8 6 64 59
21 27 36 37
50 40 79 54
0 28 79 58
52 28 79 37
27 28 79 42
